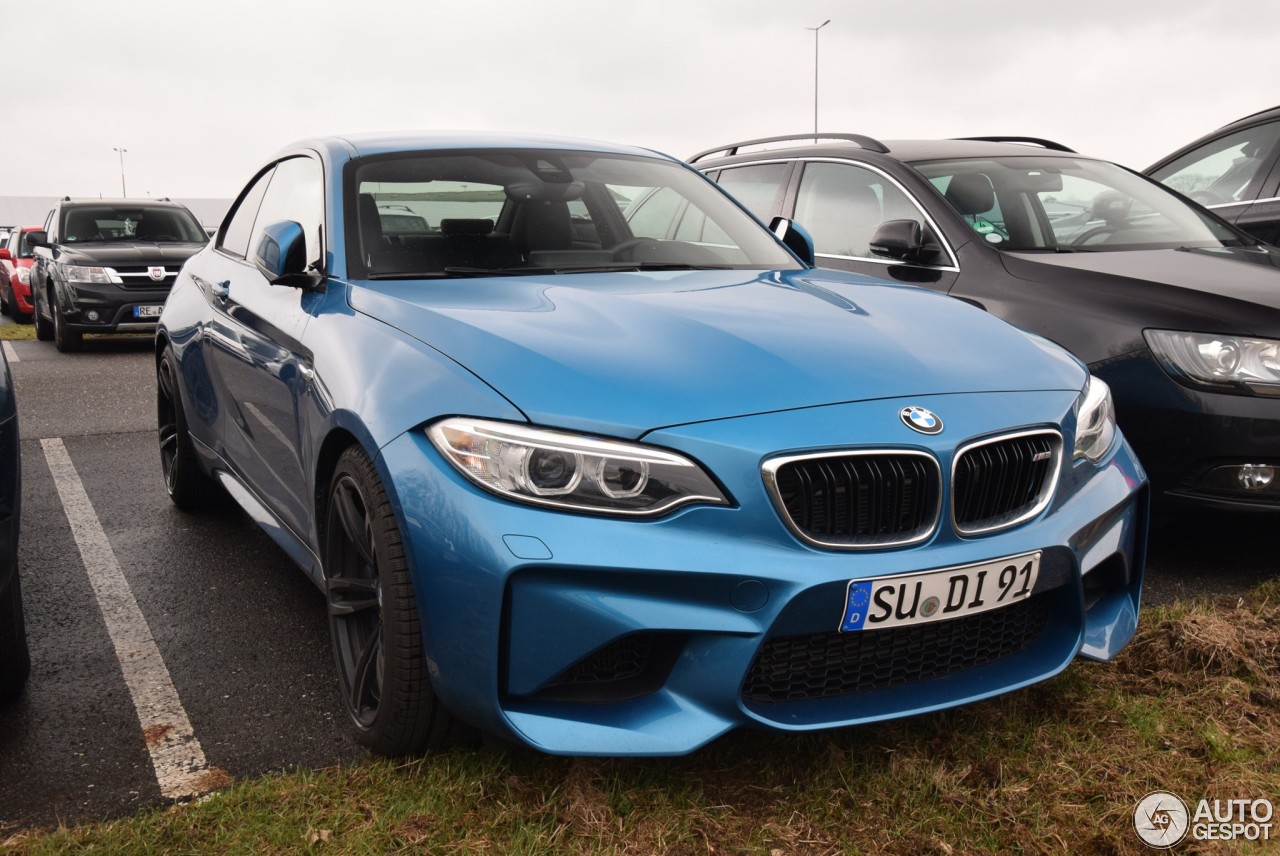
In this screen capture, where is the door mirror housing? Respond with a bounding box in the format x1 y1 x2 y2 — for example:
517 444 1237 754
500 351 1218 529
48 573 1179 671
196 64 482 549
0 249 10 262
253 220 323 288
25 231 47 249
768 217 816 266
870 219 925 262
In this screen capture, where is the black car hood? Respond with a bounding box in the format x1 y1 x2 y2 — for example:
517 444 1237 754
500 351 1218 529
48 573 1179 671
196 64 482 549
55 242 205 265
1002 246 1280 316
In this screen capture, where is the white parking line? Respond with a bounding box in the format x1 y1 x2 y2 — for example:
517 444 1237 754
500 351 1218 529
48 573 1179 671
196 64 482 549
41 438 220 800
2 341 18 364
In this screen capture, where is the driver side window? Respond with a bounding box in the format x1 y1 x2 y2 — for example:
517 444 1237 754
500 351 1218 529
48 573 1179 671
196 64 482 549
1151 123 1280 205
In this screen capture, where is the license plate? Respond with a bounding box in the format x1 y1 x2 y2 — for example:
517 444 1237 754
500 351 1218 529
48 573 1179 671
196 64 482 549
133 305 163 318
840 551 1041 632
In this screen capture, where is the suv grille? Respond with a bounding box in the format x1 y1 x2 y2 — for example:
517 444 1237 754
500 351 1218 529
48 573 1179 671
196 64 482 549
111 266 179 288
953 431 1060 533
742 596 1049 702
765 452 940 548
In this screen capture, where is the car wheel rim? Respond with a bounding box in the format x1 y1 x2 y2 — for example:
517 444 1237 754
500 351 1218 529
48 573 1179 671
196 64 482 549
326 475 384 729
156 360 179 491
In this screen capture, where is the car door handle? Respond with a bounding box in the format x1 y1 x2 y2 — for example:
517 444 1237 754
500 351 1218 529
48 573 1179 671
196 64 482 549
211 280 230 298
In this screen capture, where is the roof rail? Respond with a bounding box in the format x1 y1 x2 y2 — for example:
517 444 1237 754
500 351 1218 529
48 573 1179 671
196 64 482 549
952 136 1076 153
688 133 890 163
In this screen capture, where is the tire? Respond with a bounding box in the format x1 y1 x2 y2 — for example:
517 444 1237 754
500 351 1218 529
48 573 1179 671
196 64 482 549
156 347 219 510
33 286 53 342
52 295 82 353
0 566 31 701
324 445 460 756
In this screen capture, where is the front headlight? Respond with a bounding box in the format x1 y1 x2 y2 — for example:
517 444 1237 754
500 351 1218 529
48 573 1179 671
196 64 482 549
428 417 730 516
1145 329 1280 396
16 267 30 284
59 264 117 284
1074 376 1116 464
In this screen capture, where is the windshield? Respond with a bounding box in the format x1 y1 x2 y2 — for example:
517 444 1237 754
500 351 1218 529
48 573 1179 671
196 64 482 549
59 205 207 244
347 149 799 279
911 156 1247 252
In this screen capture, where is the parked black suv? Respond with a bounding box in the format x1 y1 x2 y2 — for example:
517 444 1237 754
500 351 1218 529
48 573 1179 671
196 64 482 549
28 198 208 352
685 133 1280 517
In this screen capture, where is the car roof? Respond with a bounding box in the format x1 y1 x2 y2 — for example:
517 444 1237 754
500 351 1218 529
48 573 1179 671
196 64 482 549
690 135 1087 167
1214 104 1280 133
282 132 672 163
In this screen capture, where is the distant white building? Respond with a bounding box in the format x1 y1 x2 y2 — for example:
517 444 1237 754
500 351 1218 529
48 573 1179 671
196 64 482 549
0 196 232 230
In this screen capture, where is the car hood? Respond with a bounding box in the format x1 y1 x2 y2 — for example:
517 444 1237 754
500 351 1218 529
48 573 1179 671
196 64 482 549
1002 246 1280 313
55 242 205 266
350 268 1085 438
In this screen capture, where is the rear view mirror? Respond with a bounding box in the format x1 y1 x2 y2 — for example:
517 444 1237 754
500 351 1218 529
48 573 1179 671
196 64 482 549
768 217 815 266
1008 169 1064 193
0 249 10 262
26 231 47 248
870 219 925 261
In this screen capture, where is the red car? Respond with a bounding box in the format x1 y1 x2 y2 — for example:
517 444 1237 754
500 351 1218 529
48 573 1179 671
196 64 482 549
0 225 40 323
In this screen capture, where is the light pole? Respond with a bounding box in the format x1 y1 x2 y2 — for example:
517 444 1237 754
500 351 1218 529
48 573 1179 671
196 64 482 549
113 147 128 198
806 19 830 137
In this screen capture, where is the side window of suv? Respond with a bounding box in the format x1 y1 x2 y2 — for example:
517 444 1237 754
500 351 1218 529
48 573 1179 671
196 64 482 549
715 164 788 221
1150 123 1280 206
249 156 325 268
797 162 935 259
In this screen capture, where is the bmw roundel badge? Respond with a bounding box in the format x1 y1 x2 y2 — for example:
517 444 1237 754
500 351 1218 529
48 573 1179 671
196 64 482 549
901 406 943 435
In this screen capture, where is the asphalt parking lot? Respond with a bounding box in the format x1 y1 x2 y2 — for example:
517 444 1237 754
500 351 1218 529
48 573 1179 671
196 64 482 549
0 330 1273 833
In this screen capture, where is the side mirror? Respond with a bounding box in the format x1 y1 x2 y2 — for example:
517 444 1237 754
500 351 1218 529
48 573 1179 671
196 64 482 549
253 220 323 288
768 217 816 266
0 249 10 262
26 230 48 248
869 219 925 262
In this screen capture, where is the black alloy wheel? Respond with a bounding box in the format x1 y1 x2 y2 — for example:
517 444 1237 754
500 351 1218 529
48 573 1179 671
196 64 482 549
51 294 81 353
324 445 460 756
156 347 218 510
32 287 52 342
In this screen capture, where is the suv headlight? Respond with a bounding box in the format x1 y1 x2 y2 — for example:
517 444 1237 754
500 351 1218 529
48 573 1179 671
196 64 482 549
59 264 117 284
1074 376 1116 464
428 417 729 516
1145 329 1280 396
16 267 30 284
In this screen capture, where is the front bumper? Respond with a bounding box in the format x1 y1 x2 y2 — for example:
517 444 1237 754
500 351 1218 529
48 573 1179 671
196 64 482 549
380 390 1147 755
58 280 168 333
1097 350 1280 512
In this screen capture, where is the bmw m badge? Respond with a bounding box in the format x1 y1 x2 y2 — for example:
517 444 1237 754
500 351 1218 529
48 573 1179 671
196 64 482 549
901 406 943 435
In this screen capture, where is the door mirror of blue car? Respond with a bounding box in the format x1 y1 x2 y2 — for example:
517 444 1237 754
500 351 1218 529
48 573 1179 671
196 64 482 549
253 220 324 289
768 217 816 266
869 219 926 262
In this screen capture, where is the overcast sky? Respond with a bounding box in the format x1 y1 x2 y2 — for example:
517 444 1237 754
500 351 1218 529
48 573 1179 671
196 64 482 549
5 0 1277 201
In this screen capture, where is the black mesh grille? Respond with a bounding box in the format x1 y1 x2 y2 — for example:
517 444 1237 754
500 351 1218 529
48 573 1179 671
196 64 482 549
742 596 1049 702
771 454 939 546
528 633 685 703
953 433 1058 532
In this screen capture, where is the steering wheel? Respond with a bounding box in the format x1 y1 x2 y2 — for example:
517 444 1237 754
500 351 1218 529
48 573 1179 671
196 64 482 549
1070 225 1116 246
148 234 179 242
611 237 662 261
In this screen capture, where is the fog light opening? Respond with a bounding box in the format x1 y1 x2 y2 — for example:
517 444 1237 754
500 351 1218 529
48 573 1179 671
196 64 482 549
85 310 100 322
1238 464 1276 491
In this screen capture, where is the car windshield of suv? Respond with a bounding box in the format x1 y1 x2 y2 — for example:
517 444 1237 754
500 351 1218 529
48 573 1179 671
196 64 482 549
348 150 800 279
911 156 1247 252
60 206 206 244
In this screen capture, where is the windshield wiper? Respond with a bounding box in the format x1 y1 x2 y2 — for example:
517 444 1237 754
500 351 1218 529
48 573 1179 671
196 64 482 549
552 262 733 274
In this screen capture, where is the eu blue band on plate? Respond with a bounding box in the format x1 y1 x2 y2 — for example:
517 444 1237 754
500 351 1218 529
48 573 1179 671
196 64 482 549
841 581 873 631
